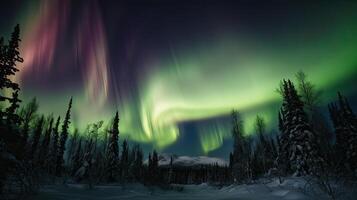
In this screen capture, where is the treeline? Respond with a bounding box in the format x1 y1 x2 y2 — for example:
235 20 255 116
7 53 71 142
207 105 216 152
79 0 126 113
229 72 357 192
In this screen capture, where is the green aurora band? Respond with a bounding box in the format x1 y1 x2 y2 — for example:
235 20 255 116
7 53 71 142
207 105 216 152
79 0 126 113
4 1 357 154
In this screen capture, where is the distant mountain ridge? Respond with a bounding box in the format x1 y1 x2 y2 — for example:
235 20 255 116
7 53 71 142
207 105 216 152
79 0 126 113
144 153 228 167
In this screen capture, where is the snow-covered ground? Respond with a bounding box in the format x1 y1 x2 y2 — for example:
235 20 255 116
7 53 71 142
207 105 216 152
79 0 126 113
30 177 357 200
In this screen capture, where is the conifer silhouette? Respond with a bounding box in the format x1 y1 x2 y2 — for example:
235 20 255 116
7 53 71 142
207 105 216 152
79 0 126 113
278 80 324 176
106 111 119 181
56 97 72 175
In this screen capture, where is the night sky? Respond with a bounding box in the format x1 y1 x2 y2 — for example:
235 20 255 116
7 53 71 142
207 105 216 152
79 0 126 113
1 0 357 158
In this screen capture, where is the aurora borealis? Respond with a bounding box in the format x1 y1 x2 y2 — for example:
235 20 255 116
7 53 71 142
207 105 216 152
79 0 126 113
1 0 357 157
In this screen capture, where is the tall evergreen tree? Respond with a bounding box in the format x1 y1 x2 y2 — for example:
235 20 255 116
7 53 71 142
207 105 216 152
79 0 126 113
56 97 72 175
277 80 324 176
0 25 25 191
329 92 357 174
276 81 294 175
0 25 23 125
106 111 119 181
0 25 23 103
0 24 23 148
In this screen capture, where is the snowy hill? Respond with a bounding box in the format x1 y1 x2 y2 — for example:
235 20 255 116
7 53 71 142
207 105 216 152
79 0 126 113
144 154 228 167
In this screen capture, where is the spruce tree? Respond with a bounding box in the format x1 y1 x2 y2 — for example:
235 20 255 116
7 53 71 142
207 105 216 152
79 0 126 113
278 80 324 176
0 25 23 128
106 111 119 181
329 92 357 174
0 25 23 192
276 82 293 175
0 25 23 101
56 97 72 175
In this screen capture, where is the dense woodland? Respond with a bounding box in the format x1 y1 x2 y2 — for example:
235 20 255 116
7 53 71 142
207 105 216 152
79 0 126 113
1 25 356 199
